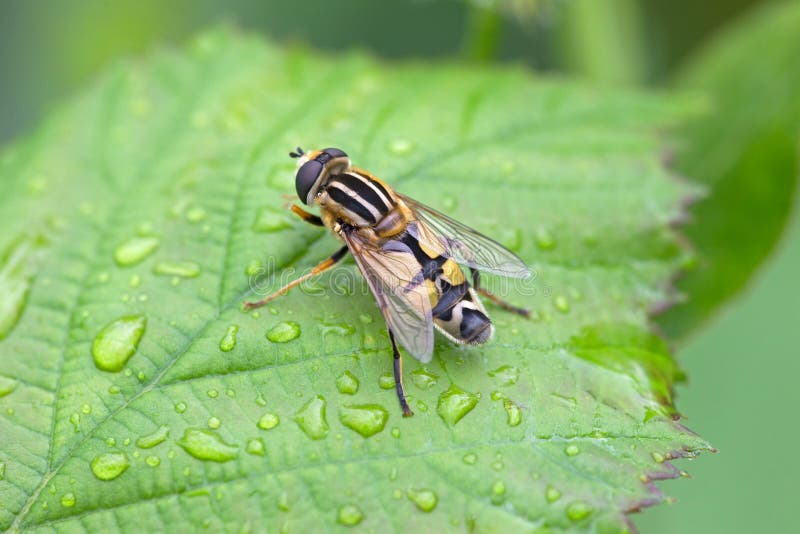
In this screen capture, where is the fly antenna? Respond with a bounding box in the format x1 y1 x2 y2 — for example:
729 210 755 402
289 147 305 159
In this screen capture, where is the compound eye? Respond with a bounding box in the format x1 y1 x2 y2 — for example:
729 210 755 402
322 147 348 159
295 160 323 204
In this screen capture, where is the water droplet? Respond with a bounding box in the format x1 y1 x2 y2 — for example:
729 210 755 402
153 261 200 278
207 389 219 398
566 501 593 521
245 259 262 277
407 488 438 512
546 485 562 503
391 427 400 438
114 236 160 267
378 373 395 390
186 206 207 223
177 428 239 462
492 459 504 471
0 376 18 397
500 228 523 252
358 313 373 324
219 325 238 352
128 274 141 288
277 490 290 511
246 438 266 456
255 392 267 406
174 402 187 413
208 417 221 429
0 462 5 480
69 413 81 432
388 466 398 481
437 384 479 427
136 425 170 449
257 412 280 430
123 438 131 446
554 295 570 313
491 480 506 505
416 400 429 412
534 227 556 250
294 396 329 440
338 404 389 438
92 315 147 372
442 195 457 210
462 453 477 465
387 138 415 156
90 452 130 481
252 207 292 233
503 399 522 427
145 455 161 467
81 403 92 415
651 451 665 463
225 388 236 398
487 365 519 386
410 368 439 390
564 444 580 456
105 437 116 447
266 321 301 343
336 371 359 395
337 504 364 526
60 492 76 507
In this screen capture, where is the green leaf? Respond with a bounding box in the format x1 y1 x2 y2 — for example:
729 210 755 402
658 1 800 339
0 28 709 532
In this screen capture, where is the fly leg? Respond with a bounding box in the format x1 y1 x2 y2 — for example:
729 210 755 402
388 329 414 417
243 246 348 310
289 204 324 226
471 270 531 318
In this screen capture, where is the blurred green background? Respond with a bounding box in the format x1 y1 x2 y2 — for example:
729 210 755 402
1 1 797 532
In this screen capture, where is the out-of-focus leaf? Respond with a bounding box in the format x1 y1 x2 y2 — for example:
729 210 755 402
0 28 708 533
659 1 800 339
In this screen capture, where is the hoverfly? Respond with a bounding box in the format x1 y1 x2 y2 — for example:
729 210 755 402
244 147 531 416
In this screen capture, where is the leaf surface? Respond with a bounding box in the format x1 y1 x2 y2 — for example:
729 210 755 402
0 29 708 532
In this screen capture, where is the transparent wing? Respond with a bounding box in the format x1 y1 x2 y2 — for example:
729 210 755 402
341 230 435 362
398 193 531 278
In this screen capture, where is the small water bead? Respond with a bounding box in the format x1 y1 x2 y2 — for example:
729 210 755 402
491 480 506 505
410 368 439 390
534 227 556 250
338 404 389 438
407 488 438 512
81 403 92 414
337 504 364 526
358 313 373 324
252 207 292 233
294 396 329 440
442 195 458 210
0 462 5 480
174 402 187 413
266 321 301 343
255 392 267 406
132 451 141 459
565 444 580 457
462 453 477 465
207 389 219 399
388 139 415 155
437 385 479 427
90 452 130 481
69 413 80 432
92 315 147 372
186 206 207 223
277 491 290 511
0 376 17 397
246 438 266 456
490 391 505 401
566 501 593 522
257 412 280 430
245 259 262 277
378 373 395 390
145 455 161 467
487 365 519 387
219 325 238 352
503 399 522 427
136 425 170 449
545 485 562 503
153 261 201 278
105 437 116 447
114 236 160 267
128 274 141 288
207 417 221 429
123 438 131 446
60 492 76 507
391 427 401 438
554 295 570 313
651 451 665 463
225 388 236 398
177 428 239 462
416 400 429 413
336 371 359 395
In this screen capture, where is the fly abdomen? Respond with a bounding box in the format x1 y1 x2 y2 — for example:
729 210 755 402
429 260 493 345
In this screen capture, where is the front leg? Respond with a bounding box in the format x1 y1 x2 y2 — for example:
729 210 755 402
289 204 324 227
471 269 531 318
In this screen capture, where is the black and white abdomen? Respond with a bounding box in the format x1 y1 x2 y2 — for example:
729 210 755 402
431 277 494 345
